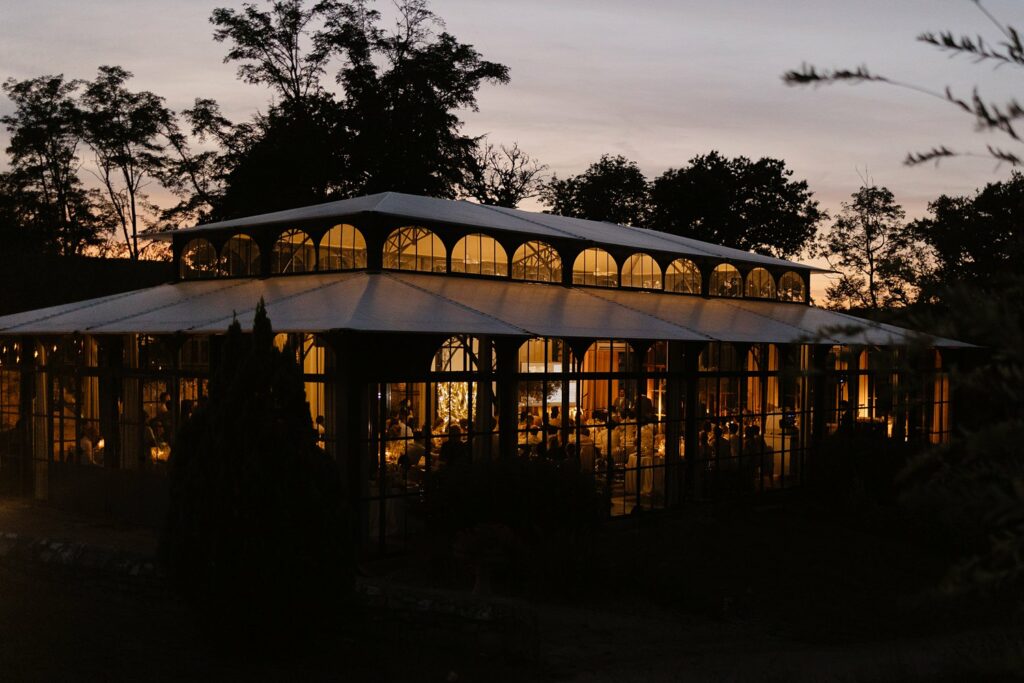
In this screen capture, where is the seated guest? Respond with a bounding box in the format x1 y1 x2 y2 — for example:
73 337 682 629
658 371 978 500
439 425 469 468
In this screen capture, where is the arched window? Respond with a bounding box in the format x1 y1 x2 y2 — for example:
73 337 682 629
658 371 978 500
511 241 562 283
572 248 618 287
621 253 662 290
271 229 314 274
383 226 446 272
745 267 776 299
318 224 366 271
664 258 701 294
179 238 219 279
221 234 261 277
778 271 806 302
708 263 742 297
518 337 569 373
451 233 508 277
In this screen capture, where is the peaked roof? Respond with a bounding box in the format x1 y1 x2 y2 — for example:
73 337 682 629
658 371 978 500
0 270 970 348
161 191 826 273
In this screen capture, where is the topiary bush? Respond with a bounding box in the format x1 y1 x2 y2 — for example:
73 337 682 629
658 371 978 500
161 301 351 633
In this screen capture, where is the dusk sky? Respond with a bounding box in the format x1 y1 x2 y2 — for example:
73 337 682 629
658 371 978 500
1 1 1018 231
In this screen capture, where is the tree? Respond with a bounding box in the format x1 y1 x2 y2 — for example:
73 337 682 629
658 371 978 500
80 66 173 260
329 0 510 197
201 0 511 215
911 171 1024 295
648 151 823 258
540 154 650 226
815 184 919 310
162 301 350 629
462 139 547 207
0 75 104 254
211 0 335 106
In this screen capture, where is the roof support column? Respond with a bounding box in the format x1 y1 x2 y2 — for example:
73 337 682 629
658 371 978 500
683 342 701 501
495 338 519 460
665 341 685 508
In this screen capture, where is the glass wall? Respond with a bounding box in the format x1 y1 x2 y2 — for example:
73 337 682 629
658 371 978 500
572 248 618 287
708 264 742 297
745 268 776 299
451 233 509 277
318 223 367 271
621 253 662 290
179 238 220 279
222 234 261 277
510 241 561 283
383 226 446 272
664 258 701 294
270 229 315 274
778 271 806 302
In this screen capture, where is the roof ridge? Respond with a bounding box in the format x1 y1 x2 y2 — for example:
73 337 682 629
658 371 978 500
578 288 716 341
718 298 843 345
383 272 531 336
472 202 592 241
85 279 254 333
182 273 362 333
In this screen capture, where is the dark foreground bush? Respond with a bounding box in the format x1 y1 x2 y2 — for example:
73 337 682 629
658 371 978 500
161 302 351 634
424 456 605 596
812 428 920 509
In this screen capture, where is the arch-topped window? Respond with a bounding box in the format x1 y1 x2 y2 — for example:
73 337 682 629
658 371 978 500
745 267 776 299
708 263 742 297
572 248 618 287
318 223 366 271
179 238 219 279
271 229 314 274
621 253 662 290
221 234 261 277
511 241 562 283
451 233 508 277
778 271 806 302
664 258 701 294
383 226 446 272
518 337 571 373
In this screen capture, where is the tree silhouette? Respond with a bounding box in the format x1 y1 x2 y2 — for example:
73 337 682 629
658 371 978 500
541 154 650 226
80 66 174 260
911 171 1024 296
462 139 547 207
0 75 105 254
649 151 823 258
162 300 350 628
815 184 919 310
200 0 510 216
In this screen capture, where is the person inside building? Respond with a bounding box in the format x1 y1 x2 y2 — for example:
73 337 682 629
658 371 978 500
439 424 469 469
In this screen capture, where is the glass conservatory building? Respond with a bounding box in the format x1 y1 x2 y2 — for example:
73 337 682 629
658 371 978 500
0 192 965 545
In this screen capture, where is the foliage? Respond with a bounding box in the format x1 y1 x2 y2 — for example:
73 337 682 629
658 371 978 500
648 151 824 258
541 154 650 226
425 456 605 595
79 66 176 259
898 273 1024 599
200 0 510 216
462 139 547 208
910 171 1024 297
211 0 335 105
784 1 1024 167
541 151 822 258
815 184 920 310
161 301 351 629
0 75 106 254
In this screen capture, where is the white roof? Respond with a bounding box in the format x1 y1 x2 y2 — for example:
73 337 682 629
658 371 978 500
161 192 826 273
0 271 969 348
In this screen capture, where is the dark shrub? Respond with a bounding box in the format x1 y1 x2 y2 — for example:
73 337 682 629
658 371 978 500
424 456 605 596
161 301 351 632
